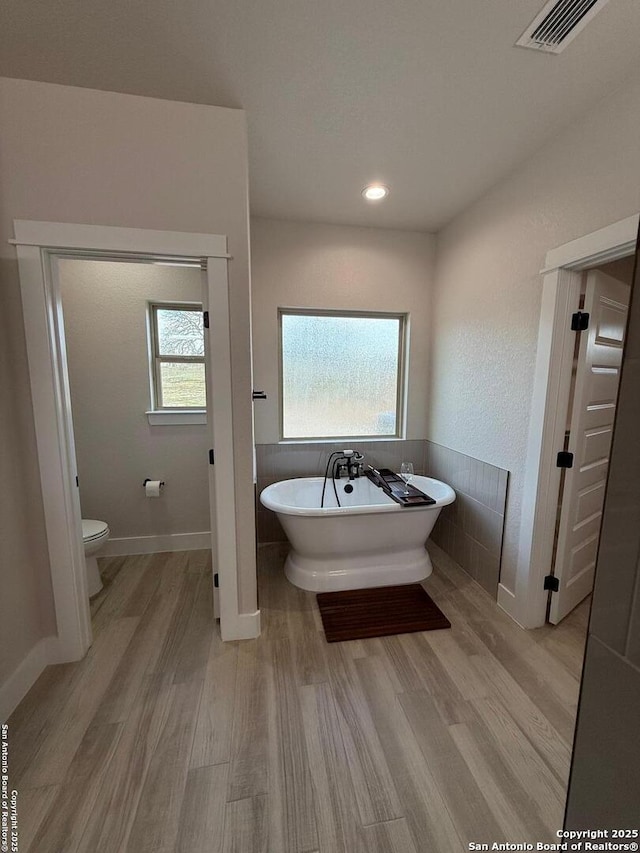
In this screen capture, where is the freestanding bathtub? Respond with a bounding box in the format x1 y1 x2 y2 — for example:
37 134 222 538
260 474 455 591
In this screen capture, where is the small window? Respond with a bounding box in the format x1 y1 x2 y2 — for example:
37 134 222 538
279 309 407 440
149 303 206 409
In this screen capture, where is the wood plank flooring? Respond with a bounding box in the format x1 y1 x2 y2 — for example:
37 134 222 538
7 542 589 852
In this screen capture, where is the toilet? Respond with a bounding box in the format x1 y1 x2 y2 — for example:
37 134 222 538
82 519 110 597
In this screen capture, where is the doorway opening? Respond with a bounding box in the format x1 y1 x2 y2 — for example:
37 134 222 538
56 255 215 604
511 213 639 631
14 220 259 667
547 261 633 624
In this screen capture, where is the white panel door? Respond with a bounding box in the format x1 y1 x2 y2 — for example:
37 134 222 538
549 271 630 624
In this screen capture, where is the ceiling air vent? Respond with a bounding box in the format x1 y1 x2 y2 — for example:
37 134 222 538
516 0 612 53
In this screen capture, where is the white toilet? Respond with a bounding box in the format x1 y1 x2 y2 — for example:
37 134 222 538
82 519 110 597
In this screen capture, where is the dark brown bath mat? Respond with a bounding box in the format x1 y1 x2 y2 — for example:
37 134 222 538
316 583 451 643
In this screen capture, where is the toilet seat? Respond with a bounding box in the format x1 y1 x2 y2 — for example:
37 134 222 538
82 519 110 543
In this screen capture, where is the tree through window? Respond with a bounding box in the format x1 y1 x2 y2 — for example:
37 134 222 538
150 303 206 408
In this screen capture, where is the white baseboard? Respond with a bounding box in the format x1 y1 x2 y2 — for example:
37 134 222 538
102 531 211 557
220 609 261 641
0 635 59 723
497 582 528 628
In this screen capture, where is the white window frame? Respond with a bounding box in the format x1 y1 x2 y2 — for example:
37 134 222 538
278 307 408 441
148 301 206 413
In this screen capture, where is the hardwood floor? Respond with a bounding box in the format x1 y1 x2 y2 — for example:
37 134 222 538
7 542 589 852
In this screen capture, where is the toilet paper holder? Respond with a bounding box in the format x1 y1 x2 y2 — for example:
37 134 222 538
142 478 165 488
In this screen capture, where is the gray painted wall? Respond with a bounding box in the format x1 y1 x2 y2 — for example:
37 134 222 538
250 217 435 444
565 242 640 827
60 259 209 540
431 70 640 596
0 255 56 683
0 76 255 690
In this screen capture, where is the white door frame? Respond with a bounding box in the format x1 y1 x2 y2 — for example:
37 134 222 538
505 214 639 629
12 219 256 661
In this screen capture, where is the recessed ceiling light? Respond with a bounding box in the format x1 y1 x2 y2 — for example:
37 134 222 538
362 184 389 201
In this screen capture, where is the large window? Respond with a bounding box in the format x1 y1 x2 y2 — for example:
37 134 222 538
279 309 406 439
149 303 206 409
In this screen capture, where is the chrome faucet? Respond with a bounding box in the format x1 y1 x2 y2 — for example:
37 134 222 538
340 450 364 479
321 450 366 508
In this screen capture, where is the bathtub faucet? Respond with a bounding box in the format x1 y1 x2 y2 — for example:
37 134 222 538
340 449 365 479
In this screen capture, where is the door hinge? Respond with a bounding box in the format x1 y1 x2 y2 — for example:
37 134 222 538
75 475 79 487
252 390 267 401
209 448 215 465
214 572 219 588
571 311 589 331
544 574 559 592
203 310 209 329
556 451 574 468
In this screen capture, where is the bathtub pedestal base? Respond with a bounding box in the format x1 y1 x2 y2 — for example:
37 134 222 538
284 547 432 592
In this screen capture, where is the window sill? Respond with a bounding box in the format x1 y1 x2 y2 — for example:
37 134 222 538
146 410 206 426
277 437 404 445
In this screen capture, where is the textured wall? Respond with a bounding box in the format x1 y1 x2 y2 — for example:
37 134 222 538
0 76 255 688
250 217 435 444
0 257 57 683
431 70 640 594
60 259 209 539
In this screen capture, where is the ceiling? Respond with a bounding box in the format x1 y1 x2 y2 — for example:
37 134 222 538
1 0 639 231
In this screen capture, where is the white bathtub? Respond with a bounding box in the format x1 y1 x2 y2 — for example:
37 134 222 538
260 474 455 591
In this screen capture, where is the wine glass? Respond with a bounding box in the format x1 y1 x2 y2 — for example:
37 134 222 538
400 461 414 494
